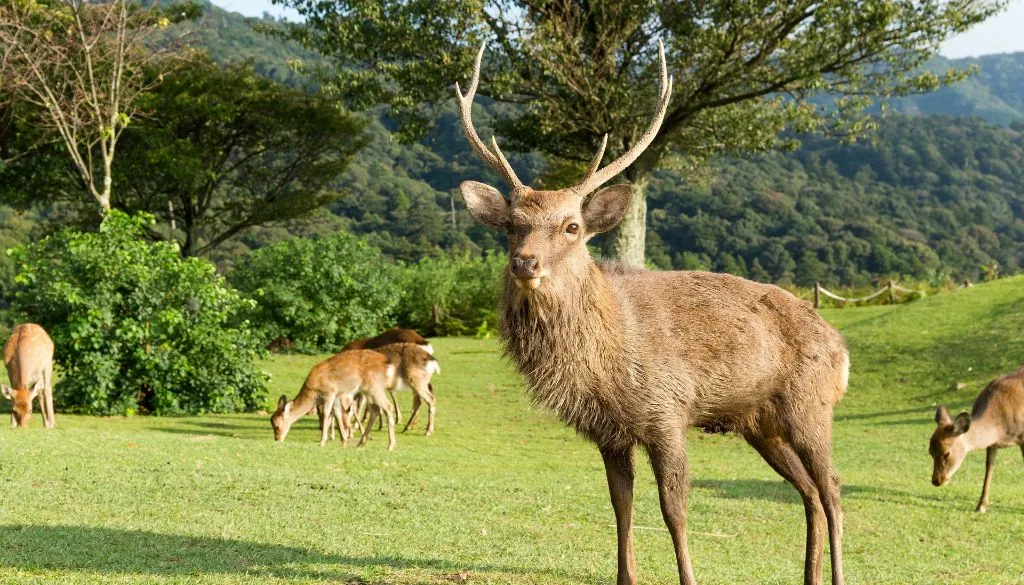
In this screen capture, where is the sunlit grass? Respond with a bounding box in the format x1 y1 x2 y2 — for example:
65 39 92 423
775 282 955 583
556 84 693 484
1 276 1023 584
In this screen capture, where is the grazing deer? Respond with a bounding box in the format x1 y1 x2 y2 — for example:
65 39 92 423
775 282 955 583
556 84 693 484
455 42 849 585
2 323 55 429
367 343 440 435
343 328 432 354
930 367 1024 512
271 349 399 450
343 328 433 424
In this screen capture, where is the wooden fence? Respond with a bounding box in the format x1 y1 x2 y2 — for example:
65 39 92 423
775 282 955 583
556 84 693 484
813 280 922 308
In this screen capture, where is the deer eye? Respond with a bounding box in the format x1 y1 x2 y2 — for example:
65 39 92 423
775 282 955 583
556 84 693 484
565 223 579 235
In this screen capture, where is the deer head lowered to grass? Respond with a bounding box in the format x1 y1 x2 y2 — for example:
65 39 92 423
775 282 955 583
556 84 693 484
1 323 55 429
456 41 850 585
930 367 1024 513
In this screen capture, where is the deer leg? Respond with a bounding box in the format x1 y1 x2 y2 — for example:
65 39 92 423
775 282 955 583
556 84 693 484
388 389 402 425
746 433 825 585
793 437 844 585
318 396 336 447
600 445 638 585
359 405 378 448
42 367 54 429
413 381 436 436
977 446 998 513
381 399 397 451
403 394 422 433
648 438 697 585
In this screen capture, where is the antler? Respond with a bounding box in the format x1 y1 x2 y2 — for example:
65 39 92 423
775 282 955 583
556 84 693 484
456 45 526 194
574 40 673 196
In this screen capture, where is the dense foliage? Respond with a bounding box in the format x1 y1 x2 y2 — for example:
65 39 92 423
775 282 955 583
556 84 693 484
644 116 1024 285
9 212 267 415
228 232 402 352
395 252 505 337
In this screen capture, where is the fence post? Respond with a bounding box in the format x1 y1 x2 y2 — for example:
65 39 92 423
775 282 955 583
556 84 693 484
888 280 895 304
432 304 440 325
814 282 820 309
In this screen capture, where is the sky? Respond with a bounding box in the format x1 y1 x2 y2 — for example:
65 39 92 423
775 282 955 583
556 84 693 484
211 0 1024 59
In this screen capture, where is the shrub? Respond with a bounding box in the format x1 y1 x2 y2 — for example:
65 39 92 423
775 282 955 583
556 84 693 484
396 252 505 336
229 232 402 352
9 212 267 415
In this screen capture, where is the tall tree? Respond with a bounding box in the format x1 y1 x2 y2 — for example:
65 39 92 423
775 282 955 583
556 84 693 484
0 0 198 215
114 55 367 256
272 0 1005 265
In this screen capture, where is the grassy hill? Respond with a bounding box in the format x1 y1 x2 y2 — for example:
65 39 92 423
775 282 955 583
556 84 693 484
1 277 1022 584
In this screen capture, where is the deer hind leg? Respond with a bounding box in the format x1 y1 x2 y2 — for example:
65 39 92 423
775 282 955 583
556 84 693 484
745 430 825 585
410 378 436 436
647 436 697 585
403 394 422 433
388 389 402 425
379 397 397 451
359 404 378 448
42 366 55 429
977 446 998 513
790 426 844 585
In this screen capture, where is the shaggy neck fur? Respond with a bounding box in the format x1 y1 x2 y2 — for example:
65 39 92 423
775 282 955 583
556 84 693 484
500 258 642 448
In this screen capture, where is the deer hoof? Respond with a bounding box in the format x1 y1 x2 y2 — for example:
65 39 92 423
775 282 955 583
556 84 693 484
975 504 987 513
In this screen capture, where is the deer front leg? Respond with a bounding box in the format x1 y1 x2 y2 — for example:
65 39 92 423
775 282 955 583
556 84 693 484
388 389 402 425
649 438 697 585
319 396 336 447
977 446 998 513
600 445 637 585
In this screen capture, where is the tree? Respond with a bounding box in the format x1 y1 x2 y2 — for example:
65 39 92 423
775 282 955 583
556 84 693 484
271 0 1005 265
113 55 367 256
0 0 198 215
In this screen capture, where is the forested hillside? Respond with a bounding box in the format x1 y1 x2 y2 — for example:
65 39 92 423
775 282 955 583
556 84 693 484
3 2 1023 287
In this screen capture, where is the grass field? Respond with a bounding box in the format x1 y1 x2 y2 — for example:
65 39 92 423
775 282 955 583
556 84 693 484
2 277 1024 584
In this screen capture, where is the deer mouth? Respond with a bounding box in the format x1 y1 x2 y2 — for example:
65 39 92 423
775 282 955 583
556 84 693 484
515 277 543 290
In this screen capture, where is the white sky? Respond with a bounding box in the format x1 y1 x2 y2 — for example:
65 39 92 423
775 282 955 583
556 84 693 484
211 0 1024 59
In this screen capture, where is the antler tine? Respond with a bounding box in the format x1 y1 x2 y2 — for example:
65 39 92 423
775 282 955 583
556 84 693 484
575 39 673 196
455 44 526 193
577 133 608 190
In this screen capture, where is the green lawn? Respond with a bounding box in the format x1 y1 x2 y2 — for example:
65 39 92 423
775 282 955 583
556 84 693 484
2 277 1024 584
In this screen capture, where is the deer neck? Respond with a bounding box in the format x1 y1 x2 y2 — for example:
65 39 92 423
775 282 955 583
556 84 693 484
500 260 632 387
285 389 319 427
960 412 1003 452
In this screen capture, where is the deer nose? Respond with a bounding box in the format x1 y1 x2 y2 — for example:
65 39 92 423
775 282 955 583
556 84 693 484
511 255 539 278
932 477 941 487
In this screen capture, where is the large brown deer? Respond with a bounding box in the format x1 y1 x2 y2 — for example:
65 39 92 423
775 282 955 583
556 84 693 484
271 349 398 450
455 42 849 585
1 323 55 429
930 367 1024 512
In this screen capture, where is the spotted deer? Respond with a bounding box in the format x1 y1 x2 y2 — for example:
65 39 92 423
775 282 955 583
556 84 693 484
271 349 399 450
2 323 55 429
930 366 1024 512
455 42 849 585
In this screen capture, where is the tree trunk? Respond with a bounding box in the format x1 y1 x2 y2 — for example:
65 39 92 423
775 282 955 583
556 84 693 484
601 176 648 267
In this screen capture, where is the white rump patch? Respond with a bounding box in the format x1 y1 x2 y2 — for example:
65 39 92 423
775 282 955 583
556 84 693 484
422 343 434 355
428 360 441 376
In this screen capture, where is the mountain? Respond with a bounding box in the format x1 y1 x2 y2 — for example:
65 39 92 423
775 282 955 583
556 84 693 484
892 53 1024 125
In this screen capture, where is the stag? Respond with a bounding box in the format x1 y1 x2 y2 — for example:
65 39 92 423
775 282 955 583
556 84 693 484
455 42 850 585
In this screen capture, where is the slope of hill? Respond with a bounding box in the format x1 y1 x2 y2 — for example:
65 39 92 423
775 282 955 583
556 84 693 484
893 53 1024 125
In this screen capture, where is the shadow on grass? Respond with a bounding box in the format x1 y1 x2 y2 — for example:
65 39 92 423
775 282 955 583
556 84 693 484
0 524 602 584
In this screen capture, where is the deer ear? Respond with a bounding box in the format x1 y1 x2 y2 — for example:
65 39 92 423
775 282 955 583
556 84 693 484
952 412 971 435
935 406 952 426
28 380 41 399
0 384 11 400
277 395 288 410
582 184 633 234
460 181 510 230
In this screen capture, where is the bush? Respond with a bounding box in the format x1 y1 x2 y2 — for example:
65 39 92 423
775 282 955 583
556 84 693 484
396 252 505 336
229 232 402 352
9 212 267 415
